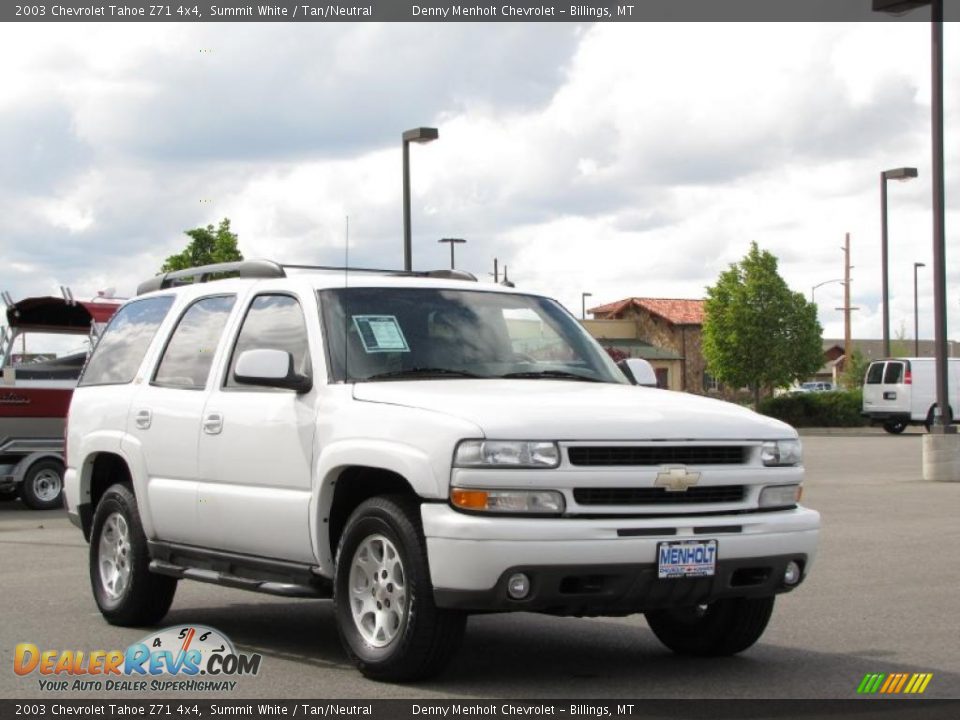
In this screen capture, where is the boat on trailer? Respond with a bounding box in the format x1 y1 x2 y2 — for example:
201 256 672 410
1 289 121 509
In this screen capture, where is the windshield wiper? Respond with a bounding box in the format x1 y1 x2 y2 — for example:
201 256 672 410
499 370 602 382
362 367 484 381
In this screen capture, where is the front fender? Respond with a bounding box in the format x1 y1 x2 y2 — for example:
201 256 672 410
312 439 440 575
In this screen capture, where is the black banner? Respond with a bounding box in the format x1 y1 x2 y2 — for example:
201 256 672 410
3 0 958 23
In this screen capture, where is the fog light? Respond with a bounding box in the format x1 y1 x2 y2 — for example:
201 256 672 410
784 561 801 586
507 573 531 600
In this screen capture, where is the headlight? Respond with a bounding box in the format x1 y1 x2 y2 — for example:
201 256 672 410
761 439 802 467
450 488 565 515
454 440 560 468
759 484 803 508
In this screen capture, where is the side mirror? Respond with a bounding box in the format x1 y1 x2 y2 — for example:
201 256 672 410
234 349 312 394
618 358 658 388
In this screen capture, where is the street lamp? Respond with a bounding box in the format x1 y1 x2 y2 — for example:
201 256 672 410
874 0 952 445
811 279 844 303
914 262 926 356
438 237 466 270
880 166 918 357
402 127 439 272
581 292 592 320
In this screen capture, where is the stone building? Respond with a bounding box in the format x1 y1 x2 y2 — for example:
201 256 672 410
584 297 707 394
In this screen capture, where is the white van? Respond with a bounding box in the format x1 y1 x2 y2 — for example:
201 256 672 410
862 357 960 434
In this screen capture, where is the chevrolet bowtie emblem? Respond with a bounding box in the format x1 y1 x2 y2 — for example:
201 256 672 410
655 466 701 492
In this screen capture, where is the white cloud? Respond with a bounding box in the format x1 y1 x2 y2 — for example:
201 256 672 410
0 20 957 347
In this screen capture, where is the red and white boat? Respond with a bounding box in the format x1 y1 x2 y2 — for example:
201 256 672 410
1 289 121 509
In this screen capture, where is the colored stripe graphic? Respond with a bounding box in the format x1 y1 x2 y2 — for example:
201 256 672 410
857 672 932 694
857 673 882 693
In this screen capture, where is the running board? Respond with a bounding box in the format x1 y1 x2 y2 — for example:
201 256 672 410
149 559 330 599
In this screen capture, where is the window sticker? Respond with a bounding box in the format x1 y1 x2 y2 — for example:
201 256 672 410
352 315 410 353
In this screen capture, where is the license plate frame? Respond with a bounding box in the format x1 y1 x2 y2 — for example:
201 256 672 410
657 539 718 579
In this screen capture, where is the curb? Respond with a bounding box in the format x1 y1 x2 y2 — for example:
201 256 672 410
797 427 924 437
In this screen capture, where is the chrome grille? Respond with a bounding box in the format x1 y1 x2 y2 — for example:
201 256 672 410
567 446 747 466
573 485 746 506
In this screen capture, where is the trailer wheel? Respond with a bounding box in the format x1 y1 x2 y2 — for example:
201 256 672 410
21 459 64 510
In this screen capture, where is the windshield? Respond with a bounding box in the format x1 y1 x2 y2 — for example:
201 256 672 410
319 287 627 384
1 330 93 380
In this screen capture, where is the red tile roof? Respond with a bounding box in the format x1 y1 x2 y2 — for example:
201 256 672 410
588 297 705 325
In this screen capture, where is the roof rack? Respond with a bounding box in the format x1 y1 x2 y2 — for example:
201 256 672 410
283 264 477 282
137 260 286 295
137 260 477 295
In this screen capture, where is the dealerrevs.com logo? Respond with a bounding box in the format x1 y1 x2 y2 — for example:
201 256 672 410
14 625 262 692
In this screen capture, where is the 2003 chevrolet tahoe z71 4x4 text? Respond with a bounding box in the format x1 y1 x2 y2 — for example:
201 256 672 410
65 260 820 681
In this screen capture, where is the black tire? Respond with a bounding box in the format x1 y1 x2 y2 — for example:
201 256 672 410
645 596 775 657
883 420 908 435
333 495 466 682
89 484 177 626
0 486 18 502
925 405 954 433
20 459 64 510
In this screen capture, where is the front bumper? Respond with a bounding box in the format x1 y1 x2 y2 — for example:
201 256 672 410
421 503 819 614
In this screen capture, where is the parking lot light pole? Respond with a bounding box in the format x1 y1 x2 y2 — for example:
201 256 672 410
581 292 592 320
402 127 439 272
914 262 926 356
439 237 466 269
880 167 918 358
875 1 956 485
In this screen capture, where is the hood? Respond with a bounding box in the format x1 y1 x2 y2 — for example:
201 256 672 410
352 380 795 441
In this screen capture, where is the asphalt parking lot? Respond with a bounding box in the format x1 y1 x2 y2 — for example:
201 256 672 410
1 434 958 700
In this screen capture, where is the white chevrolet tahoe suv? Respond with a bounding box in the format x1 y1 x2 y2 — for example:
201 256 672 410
65 260 820 681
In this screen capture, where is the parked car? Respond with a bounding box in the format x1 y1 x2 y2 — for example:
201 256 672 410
65 260 820 681
792 381 836 394
0 290 120 508
862 357 960 434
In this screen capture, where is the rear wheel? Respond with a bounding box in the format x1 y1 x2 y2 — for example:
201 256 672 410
645 596 775 656
20 459 64 510
883 419 908 435
333 495 465 682
90 484 177 626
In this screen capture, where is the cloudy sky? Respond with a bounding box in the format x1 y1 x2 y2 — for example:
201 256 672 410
1 20 958 342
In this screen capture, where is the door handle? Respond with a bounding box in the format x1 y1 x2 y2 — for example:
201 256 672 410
203 412 223 435
134 409 152 430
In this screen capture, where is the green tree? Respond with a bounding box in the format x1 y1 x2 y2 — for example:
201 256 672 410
891 320 910 357
702 242 824 408
160 218 243 273
840 347 869 389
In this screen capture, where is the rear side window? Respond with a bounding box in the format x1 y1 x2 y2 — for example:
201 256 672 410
154 295 236 389
225 294 311 388
883 362 904 384
865 362 885 385
80 296 175 386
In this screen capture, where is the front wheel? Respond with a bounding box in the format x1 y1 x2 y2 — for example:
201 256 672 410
883 419 908 435
89 484 177 626
645 596 775 657
333 496 465 682
20 459 64 510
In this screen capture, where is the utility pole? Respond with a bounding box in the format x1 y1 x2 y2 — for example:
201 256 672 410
843 233 852 359
490 257 499 283
835 233 859 368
